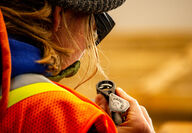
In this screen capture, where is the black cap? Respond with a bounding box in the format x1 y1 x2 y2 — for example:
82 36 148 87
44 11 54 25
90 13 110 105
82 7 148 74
48 0 126 14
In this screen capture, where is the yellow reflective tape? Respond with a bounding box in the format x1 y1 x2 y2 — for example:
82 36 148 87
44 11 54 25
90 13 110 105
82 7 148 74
5 82 65 108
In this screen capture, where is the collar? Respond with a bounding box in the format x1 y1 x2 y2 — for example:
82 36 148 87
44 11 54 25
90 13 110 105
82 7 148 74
8 37 47 78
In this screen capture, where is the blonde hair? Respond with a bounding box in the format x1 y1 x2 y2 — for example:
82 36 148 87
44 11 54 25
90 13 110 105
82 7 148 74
0 1 72 75
73 14 108 89
0 0 107 86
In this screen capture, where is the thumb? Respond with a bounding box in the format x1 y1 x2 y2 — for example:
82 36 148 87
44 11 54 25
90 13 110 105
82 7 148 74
116 87 135 102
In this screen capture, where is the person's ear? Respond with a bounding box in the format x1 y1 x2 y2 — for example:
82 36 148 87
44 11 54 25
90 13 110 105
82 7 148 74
53 6 62 32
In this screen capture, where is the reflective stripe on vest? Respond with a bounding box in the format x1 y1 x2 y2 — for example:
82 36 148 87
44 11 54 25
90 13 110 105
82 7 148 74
1 82 65 108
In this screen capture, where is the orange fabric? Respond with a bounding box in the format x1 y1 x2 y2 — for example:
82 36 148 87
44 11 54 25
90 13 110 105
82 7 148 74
0 9 11 116
0 84 117 133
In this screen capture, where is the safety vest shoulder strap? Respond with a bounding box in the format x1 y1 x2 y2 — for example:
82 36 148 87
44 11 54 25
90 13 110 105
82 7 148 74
5 82 66 108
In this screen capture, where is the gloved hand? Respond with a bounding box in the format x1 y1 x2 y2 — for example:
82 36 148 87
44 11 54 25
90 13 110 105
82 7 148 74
95 87 155 133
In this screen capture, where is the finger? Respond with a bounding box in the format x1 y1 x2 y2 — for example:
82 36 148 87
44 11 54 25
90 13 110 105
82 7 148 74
116 87 135 102
117 126 132 133
95 94 111 115
140 105 154 130
116 87 141 111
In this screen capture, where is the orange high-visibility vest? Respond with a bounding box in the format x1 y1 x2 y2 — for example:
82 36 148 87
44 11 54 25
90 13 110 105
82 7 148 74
0 82 117 133
0 10 117 133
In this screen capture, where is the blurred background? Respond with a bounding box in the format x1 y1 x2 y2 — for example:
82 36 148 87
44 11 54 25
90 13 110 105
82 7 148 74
61 0 192 132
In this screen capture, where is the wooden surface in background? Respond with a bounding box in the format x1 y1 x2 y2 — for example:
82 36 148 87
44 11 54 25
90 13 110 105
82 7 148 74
158 121 192 133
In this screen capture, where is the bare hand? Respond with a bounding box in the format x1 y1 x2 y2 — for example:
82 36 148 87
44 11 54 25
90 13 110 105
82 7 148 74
95 87 155 133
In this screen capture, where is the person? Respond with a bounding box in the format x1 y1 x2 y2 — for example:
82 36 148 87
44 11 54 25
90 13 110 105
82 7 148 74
0 0 155 132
